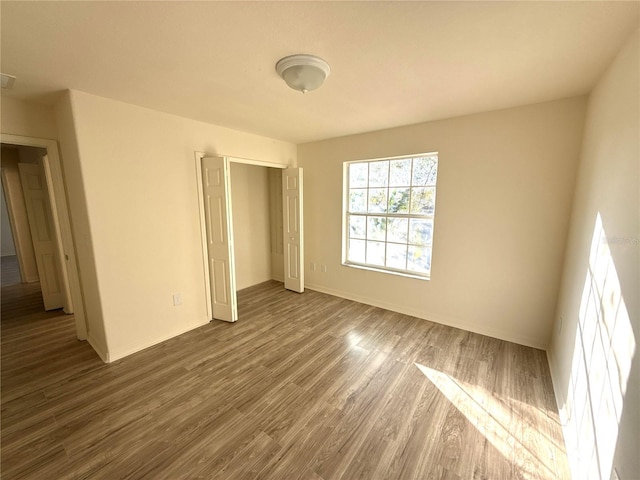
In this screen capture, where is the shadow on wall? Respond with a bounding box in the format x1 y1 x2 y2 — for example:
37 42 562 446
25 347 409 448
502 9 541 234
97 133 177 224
562 212 635 479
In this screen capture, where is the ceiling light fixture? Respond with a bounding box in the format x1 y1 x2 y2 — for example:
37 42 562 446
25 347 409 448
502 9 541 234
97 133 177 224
1 73 16 89
276 54 330 94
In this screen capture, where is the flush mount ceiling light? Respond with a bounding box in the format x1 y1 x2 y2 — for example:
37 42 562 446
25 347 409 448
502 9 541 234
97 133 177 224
276 54 330 94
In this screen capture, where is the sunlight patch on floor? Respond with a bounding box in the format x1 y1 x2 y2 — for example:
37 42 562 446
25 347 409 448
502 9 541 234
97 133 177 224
415 362 566 479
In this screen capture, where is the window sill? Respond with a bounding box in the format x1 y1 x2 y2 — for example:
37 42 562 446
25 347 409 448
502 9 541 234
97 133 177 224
342 262 431 281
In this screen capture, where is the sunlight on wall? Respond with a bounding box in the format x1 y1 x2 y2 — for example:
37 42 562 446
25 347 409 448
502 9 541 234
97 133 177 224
564 213 635 479
415 363 567 479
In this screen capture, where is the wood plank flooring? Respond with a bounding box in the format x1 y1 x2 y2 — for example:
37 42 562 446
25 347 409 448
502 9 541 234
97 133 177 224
1 280 570 479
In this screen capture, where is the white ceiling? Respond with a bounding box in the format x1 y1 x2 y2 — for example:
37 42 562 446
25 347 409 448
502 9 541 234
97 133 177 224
1 1 638 144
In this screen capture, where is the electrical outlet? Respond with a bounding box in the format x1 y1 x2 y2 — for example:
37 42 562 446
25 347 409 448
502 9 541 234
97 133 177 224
173 294 182 306
310 262 316 271
321 264 327 273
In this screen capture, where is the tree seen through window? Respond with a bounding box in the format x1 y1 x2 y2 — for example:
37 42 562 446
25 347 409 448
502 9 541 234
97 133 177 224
344 154 438 278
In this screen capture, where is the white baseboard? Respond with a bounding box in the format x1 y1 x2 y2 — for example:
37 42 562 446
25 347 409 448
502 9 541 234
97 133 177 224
105 320 210 363
305 282 548 350
87 333 110 363
546 348 576 479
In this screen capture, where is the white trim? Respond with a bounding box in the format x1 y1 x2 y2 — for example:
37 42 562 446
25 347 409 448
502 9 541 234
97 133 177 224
0 133 87 340
342 262 430 281
227 155 287 169
546 349 575 479
305 282 549 350
87 333 110 363
347 151 438 164
106 320 209 363
194 151 213 322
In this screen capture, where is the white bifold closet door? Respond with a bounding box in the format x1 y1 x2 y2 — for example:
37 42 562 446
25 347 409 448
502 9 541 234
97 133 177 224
201 157 304 322
202 156 238 322
282 168 304 293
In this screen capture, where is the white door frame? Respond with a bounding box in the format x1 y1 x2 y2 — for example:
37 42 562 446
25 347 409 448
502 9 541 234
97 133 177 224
195 152 287 321
1 133 87 340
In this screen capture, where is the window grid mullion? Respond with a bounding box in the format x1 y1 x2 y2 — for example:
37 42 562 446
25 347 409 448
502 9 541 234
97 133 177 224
345 154 436 278
352 212 432 220
384 161 390 266
406 158 414 244
365 161 371 263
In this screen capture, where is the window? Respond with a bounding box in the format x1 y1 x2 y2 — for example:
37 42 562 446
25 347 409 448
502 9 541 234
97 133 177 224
343 153 438 279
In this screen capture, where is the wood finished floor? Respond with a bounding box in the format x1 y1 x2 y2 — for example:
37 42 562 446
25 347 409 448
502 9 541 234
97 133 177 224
1 280 570 479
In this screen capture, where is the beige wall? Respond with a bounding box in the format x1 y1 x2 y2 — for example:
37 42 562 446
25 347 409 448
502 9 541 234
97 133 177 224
230 162 272 291
1 96 58 139
549 30 639 480
268 169 284 282
55 92 107 356
298 97 586 349
56 89 296 361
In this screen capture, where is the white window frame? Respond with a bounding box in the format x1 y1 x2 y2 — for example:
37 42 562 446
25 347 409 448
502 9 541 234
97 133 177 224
342 152 438 280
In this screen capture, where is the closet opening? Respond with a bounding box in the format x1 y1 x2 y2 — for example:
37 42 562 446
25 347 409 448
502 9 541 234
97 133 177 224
196 153 303 323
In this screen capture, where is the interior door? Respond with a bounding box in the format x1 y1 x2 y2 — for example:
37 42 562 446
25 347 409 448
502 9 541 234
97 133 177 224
202 156 238 322
18 162 64 310
42 154 73 314
282 168 304 293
